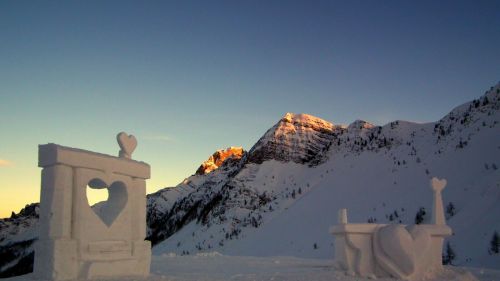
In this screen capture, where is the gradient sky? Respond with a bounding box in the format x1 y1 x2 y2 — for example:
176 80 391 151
1 0 499 218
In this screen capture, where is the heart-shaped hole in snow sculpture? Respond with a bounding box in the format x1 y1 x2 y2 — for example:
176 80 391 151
86 178 128 227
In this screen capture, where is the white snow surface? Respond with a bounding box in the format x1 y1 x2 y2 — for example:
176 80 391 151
3 253 498 281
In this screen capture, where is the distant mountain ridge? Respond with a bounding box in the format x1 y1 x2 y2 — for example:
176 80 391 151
1 83 499 277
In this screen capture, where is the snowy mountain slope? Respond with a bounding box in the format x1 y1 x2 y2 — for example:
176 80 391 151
152 83 500 269
146 151 248 245
1 83 499 278
224 124 499 264
0 204 38 278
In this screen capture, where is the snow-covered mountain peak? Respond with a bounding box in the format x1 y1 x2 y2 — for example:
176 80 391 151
486 81 500 98
196 147 245 175
442 83 499 120
430 83 500 150
347 119 375 131
281 112 335 130
248 113 340 165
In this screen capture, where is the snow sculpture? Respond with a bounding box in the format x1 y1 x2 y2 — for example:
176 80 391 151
330 177 452 280
34 132 151 280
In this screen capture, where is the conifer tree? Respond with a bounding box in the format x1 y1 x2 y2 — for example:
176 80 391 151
415 207 426 224
490 231 499 254
442 242 456 265
446 202 456 219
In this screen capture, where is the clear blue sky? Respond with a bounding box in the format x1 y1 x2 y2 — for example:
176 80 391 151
0 0 499 217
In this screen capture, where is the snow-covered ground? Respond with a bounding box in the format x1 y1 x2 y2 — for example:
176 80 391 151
3 252 498 281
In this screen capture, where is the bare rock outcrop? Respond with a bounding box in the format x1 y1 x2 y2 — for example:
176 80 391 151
195 147 245 175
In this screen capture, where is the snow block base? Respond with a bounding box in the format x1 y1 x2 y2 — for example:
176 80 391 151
79 240 151 279
34 239 78 281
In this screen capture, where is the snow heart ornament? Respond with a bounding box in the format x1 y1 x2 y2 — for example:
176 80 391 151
117 132 137 159
373 224 432 279
431 177 447 191
86 178 128 227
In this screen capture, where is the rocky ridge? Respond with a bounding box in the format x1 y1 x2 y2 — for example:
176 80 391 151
196 147 245 175
248 113 342 165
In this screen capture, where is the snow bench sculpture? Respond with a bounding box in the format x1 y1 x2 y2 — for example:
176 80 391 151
330 178 452 281
34 132 151 280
